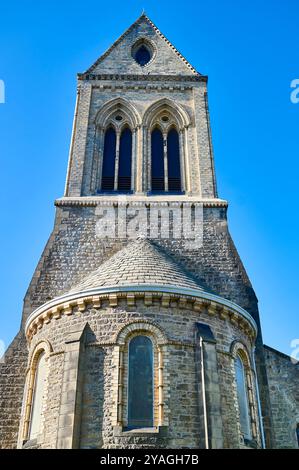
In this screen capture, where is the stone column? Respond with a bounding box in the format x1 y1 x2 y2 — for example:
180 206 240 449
179 129 186 192
136 125 145 193
183 127 192 194
195 322 224 449
131 129 137 192
114 131 121 191
56 324 87 449
163 133 168 192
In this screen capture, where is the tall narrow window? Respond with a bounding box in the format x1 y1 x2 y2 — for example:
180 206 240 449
151 128 164 191
235 355 251 440
29 352 46 440
118 127 132 192
101 127 116 191
167 128 181 191
128 336 153 428
296 424 299 447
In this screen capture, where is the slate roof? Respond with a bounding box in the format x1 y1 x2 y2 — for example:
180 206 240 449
68 238 206 294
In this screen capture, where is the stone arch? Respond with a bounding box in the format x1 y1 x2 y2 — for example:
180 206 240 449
143 98 190 192
21 340 52 443
230 340 260 445
230 340 252 368
115 319 168 346
92 98 140 193
27 339 53 369
114 320 169 429
95 97 141 130
143 97 191 131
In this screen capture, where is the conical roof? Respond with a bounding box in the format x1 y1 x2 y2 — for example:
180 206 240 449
68 239 206 295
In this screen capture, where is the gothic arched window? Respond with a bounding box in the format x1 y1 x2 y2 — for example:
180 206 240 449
29 351 47 440
101 127 116 191
118 127 132 191
128 336 154 428
167 128 181 191
235 354 252 440
151 128 165 191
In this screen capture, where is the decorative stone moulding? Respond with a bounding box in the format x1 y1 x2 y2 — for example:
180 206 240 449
55 197 228 208
131 37 157 68
77 74 207 83
25 285 257 343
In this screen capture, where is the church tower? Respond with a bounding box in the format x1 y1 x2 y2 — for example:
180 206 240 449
0 14 279 449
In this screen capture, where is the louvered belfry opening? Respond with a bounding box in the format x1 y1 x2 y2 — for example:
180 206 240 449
151 128 165 191
118 127 132 192
101 127 116 191
151 126 181 192
101 126 132 193
167 128 181 191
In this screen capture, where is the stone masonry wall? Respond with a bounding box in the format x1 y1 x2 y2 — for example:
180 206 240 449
67 80 216 199
88 16 198 76
24 205 256 321
25 299 256 449
264 345 299 448
0 332 28 449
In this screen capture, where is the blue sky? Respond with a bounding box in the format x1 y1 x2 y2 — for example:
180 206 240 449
0 0 298 355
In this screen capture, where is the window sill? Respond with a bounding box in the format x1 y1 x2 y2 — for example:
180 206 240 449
147 191 185 196
113 425 168 438
22 438 39 449
96 190 133 195
243 437 259 449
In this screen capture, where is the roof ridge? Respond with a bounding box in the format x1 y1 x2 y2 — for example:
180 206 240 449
85 14 200 75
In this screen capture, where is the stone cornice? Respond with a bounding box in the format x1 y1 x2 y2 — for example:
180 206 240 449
25 285 257 343
78 73 207 83
55 196 228 208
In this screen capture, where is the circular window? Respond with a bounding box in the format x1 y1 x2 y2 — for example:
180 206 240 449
161 116 169 123
115 115 123 121
132 40 154 67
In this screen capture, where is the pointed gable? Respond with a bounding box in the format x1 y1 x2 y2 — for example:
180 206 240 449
85 14 200 76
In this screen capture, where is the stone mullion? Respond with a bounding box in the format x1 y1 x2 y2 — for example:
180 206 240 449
147 127 151 192
136 126 143 193
163 133 168 192
183 127 191 193
246 369 258 440
23 369 36 441
157 347 164 426
114 131 121 191
131 129 137 192
179 129 186 192
117 346 124 426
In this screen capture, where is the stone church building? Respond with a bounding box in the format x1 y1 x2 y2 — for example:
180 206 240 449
0 14 298 449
